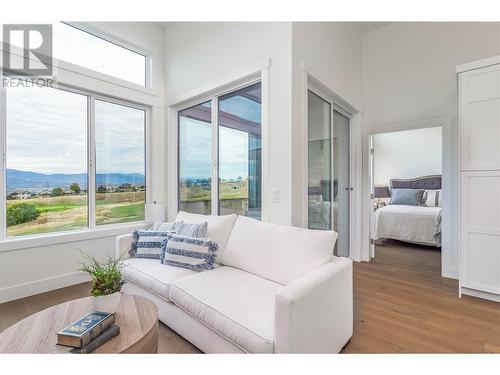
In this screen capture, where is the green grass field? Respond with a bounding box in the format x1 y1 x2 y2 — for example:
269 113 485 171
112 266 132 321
6 192 145 237
7 180 248 237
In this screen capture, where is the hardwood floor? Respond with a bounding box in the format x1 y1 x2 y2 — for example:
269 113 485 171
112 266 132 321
345 240 500 353
1 241 499 353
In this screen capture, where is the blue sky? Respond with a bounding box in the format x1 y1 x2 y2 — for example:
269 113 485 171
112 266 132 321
179 95 261 180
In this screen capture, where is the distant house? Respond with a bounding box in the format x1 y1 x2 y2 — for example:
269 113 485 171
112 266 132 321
10 191 31 200
63 189 75 195
38 190 52 197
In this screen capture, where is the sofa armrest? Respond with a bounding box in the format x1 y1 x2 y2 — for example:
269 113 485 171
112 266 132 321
116 233 135 260
274 257 353 353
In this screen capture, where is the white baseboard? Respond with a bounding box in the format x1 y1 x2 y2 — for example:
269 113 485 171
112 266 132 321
461 287 500 303
0 271 90 304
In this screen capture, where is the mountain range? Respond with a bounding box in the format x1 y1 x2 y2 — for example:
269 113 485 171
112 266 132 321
6 169 145 192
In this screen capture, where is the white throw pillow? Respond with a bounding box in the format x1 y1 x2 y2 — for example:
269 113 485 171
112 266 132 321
220 215 337 286
423 189 442 207
175 211 237 259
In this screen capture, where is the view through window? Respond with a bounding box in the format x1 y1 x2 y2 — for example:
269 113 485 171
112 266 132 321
5 85 147 237
178 82 262 218
178 101 212 215
6 84 88 236
95 100 146 225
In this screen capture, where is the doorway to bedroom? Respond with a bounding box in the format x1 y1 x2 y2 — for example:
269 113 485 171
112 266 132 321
369 126 444 272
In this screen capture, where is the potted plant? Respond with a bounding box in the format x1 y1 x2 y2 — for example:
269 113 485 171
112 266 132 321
79 251 126 313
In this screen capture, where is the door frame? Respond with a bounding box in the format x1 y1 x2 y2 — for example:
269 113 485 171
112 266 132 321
302 69 361 261
362 116 455 278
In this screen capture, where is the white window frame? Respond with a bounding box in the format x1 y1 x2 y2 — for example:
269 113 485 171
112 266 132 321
0 23 159 251
167 62 270 221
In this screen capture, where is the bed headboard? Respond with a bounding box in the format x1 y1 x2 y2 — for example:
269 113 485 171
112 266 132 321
390 175 442 190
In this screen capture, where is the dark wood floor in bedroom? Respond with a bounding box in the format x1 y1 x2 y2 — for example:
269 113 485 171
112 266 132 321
1 240 499 353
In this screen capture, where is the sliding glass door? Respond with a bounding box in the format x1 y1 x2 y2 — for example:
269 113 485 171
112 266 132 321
307 90 350 257
178 82 262 219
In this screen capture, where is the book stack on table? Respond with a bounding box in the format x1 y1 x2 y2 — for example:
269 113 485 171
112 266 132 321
56 312 120 354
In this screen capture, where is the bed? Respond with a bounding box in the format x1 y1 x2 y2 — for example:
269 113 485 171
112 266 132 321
373 175 442 247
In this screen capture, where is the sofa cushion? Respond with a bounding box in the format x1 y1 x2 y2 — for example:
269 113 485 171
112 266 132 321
220 216 337 285
175 211 237 259
123 258 196 301
170 266 284 353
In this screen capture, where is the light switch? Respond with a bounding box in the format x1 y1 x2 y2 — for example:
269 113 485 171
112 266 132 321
272 190 280 203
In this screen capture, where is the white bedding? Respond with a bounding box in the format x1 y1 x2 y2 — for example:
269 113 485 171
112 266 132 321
373 204 442 246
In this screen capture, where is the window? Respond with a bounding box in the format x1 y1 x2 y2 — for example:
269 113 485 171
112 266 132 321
178 82 262 219
6 83 88 237
4 84 147 238
53 23 147 86
95 100 146 225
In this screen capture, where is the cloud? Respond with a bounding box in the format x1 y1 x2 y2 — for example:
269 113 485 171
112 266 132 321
6 84 145 175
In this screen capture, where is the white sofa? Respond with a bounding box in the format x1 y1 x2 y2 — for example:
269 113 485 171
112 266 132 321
116 211 353 354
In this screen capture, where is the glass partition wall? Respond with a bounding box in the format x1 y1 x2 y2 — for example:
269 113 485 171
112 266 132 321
307 90 350 257
178 83 262 219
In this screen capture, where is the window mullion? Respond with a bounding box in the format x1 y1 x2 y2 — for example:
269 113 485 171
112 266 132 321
88 96 96 228
0 75 6 240
211 97 219 216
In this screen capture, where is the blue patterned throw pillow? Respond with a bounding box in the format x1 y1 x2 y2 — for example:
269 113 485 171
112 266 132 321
129 230 174 259
161 234 218 272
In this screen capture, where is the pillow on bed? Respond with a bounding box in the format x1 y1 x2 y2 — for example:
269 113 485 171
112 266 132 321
389 189 424 206
423 189 442 207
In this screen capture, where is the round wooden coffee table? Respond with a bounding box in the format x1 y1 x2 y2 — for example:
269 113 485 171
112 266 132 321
0 294 159 353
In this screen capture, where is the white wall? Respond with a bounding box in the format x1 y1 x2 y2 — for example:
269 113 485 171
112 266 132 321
361 22 500 277
373 127 442 187
0 22 165 303
163 22 293 225
291 22 363 228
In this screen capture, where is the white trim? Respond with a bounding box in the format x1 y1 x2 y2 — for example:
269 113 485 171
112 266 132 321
260 66 270 223
461 287 500 303
211 97 219 215
88 96 96 228
362 117 456 279
0 44 160 102
456 55 500 73
167 64 269 222
0 68 5 241
302 69 362 262
0 271 90 304
0 222 150 253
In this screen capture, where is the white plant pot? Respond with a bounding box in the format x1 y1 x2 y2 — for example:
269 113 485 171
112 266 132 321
91 292 121 314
